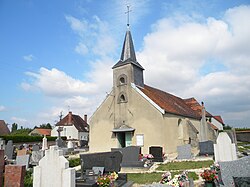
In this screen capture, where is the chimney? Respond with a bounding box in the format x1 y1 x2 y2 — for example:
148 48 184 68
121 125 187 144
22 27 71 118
68 111 72 124
84 114 87 123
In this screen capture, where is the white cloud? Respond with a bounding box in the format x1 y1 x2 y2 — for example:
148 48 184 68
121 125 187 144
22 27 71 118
0 105 6 111
23 67 98 97
137 5 250 127
23 54 35 62
66 15 117 57
75 42 89 55
11 117 27 126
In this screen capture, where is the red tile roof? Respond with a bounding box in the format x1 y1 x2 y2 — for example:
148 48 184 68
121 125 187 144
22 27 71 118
56 112 89 132
0 120 10 135
138 85 200 119
214 115 224 125
36 128 51 136
184 97 212 117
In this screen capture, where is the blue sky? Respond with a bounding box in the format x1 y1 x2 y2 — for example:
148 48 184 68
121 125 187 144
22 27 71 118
0 0 250 128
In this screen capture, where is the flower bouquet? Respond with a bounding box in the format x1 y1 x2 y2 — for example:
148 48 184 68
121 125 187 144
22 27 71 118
96 172 118 187
160 171 189 187
200 169 217 182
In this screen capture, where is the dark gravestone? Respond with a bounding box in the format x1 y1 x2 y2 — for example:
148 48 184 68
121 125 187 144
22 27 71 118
80 151 122 173
219 156 250 187
111 146 145 167
233 177 250 187
5 140 14 159
32 144 40 151
149 146 164 162
177 144 193 159
199 140 214 155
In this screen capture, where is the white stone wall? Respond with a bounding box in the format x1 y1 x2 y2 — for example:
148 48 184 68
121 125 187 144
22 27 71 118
33 146 75 187
51 126 79 140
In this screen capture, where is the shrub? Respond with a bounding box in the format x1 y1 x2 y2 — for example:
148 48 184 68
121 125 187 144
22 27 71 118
69 158 81 167
0 135 66 143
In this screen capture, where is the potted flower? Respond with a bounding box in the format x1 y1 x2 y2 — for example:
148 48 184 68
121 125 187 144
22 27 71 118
200 169 217 187
160 171 189 187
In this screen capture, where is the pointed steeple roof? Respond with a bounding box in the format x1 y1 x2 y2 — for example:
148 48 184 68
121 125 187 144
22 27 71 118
113 29 144 70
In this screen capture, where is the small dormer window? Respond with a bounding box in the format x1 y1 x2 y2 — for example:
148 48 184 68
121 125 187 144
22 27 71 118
117 74 127 86
118 92 127 103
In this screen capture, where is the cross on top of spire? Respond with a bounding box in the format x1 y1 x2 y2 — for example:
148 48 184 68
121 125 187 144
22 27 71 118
125 5 131 28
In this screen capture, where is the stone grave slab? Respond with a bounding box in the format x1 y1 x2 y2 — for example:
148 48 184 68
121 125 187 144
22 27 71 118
30 150 44 165
5 140 14 159
17 149 28 156
219 156 250 187
0 150 4 187
33 144 40 151
233 177 250 187
33 145 75 187
111 146 145 167
149 146 164 162
214 132 237 162
80 151 122 173
16 154 30 169
199 140 214 155
4 165 26 187
177 144 193 159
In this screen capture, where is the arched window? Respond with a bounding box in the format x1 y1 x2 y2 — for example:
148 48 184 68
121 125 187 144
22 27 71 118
117 74 127 86
117 92 127 103
178 119 184 140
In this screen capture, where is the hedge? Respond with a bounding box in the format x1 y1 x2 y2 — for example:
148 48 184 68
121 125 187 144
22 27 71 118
0 135 67 143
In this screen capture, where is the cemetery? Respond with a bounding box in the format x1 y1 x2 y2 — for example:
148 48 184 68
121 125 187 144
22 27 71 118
0 130 250 187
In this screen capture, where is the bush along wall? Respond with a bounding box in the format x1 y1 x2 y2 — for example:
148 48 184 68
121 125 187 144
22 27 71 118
0 135 67 143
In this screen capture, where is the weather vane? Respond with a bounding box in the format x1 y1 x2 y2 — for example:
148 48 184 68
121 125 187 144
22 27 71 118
125 5 131 28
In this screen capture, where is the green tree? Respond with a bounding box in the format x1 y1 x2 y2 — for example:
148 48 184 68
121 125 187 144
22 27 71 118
39 123 52 129
11 123 18 132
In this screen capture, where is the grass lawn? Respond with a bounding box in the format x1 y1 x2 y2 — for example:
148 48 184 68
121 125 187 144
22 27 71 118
156 160 214 171
127 172 198 184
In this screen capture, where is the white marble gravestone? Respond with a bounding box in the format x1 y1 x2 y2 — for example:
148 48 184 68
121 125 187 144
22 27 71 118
214 132 237 162
33 146 75 187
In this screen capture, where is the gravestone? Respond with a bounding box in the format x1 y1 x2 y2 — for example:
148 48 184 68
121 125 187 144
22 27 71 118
16 154 30 169
33 145 75 187
17 149 28 156
5 140 14 159
111 146 145 167
0 150 4 187
30 151 44 166
219 156 250 187
149 146 164 162
4 165 26 187
42 135 48 151
33 144 40 151
56 127 65 148
177 144 193 159
0 139 5 150
80 151 122 173
67 141 74 149
233 177 250 187
214 132 237 162
199 140 214 155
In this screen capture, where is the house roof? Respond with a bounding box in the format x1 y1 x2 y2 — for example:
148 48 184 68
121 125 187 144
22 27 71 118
0 120 10 135
56 112 89 132
138 85 201 119
112 30 144 70
32 128 51 136
184 97 213 118
214 115 224 125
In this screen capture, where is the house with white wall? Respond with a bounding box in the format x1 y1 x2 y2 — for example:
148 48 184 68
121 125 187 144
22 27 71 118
51 111 89 142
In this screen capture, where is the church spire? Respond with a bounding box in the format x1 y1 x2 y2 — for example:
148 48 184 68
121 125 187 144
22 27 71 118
120 30 137 62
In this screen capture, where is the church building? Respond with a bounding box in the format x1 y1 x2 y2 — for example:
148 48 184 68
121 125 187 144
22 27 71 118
89 27 221 156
